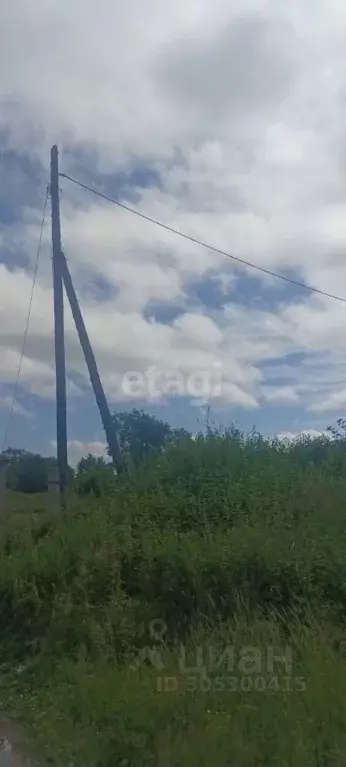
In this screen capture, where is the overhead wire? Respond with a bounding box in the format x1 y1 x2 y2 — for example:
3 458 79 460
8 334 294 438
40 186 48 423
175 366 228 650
60 171 346 305
1 185 49 455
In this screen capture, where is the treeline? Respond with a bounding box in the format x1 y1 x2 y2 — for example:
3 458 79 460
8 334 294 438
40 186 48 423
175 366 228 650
4 410 346 495
3 448 72 494
3 409 190 494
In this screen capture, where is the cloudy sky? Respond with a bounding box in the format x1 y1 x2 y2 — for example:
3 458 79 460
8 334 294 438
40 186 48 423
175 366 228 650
1 0 346 463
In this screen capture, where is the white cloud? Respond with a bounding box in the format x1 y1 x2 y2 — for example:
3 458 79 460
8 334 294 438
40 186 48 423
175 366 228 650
262 386 299 404
310 389 346 413
0 0 287 161
276 429 329 442
2 0 346 428
68 440 108 468
50 439 108 468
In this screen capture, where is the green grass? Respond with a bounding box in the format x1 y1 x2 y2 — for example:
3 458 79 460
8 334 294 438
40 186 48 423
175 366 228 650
3 617 346 766
2 430 346 764
4 489 51 514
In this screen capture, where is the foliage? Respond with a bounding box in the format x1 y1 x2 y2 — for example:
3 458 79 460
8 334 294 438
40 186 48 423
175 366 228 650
3 420 346 763
111 408 190 467
327 416 346 440
75 465 116 498
4 448 61 494
74 453 115 498
3 621 346 767
76 453 108 475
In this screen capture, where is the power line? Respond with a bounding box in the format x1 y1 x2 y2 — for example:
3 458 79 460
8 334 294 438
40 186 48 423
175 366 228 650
60 171 346 305
1 186 49 455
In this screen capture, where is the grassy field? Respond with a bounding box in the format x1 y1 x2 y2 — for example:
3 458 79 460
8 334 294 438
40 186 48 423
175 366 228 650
1 430 346 765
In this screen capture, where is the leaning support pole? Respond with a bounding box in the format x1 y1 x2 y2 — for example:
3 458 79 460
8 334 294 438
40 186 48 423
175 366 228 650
50 145 68 509
59 252 127 475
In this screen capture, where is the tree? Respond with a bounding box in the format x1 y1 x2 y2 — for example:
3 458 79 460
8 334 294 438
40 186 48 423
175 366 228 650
76 454 108 476
111 409 190 467
74 453 113 497
5 449 55 494
4 448 74 494
75 454 116 498
327 418 346 441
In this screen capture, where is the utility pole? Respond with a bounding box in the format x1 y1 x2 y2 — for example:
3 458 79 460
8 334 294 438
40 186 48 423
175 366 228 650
50 145 68 508
59 252 127 475
0 456 9 520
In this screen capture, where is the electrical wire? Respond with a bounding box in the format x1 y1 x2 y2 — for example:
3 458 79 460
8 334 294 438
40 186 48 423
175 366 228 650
60 172 346 305
1 185 49 455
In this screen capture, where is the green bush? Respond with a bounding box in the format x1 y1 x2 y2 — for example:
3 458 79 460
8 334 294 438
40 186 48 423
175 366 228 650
3 427 346 763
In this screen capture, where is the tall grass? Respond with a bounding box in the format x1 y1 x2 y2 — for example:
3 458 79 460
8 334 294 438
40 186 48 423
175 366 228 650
1 430 346 765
